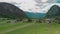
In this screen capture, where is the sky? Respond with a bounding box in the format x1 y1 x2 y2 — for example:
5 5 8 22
0 0 60 13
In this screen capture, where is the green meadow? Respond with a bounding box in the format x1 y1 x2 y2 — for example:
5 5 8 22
0 20 60 34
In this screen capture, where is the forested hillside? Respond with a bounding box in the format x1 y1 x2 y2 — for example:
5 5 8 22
46 5 60 18
0 2 27 19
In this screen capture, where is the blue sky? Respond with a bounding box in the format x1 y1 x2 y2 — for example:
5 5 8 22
56 0 60 3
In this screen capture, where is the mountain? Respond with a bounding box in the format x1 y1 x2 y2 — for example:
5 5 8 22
46 5 60 18
0 2 46 19
0 2 26 19
25 12 45 19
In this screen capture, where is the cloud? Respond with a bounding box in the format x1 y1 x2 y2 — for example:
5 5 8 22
41 0 48 2
56 0 60 3
0 0 60 13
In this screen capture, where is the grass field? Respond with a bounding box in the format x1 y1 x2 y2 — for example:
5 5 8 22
0 20 60 34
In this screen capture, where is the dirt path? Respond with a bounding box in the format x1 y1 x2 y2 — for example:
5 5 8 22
0 23 34 34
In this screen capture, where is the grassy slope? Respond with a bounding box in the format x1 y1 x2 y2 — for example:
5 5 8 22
0 20 60 34
0 20 30 32
0 23 29 31
5 23 60 34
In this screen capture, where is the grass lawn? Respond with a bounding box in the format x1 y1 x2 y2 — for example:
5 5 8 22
0 20 60 34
